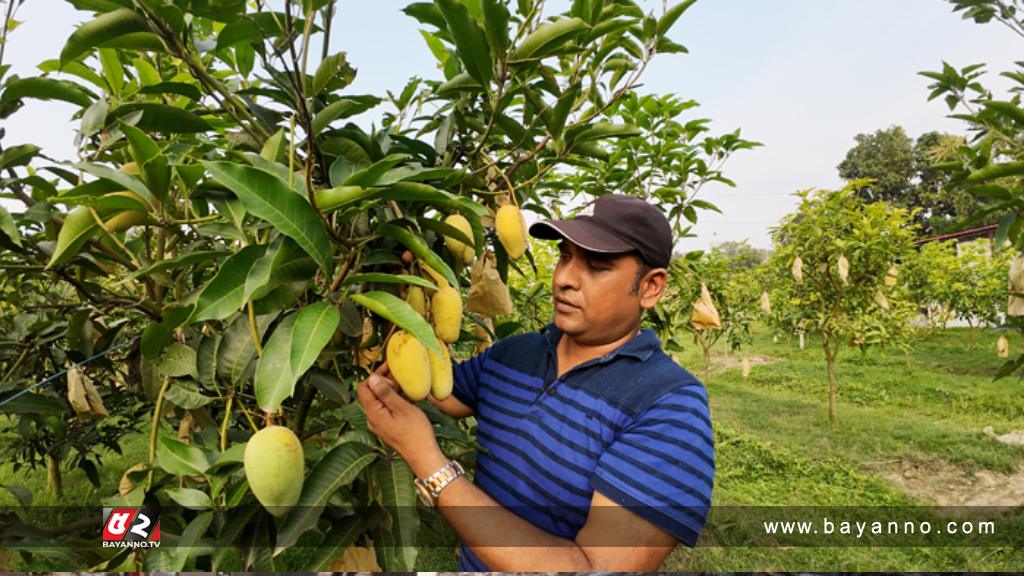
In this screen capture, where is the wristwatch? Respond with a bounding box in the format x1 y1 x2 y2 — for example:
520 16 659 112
414 459 465 507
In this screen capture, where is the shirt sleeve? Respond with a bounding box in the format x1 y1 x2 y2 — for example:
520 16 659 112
590 383 715 547
451 346 492 412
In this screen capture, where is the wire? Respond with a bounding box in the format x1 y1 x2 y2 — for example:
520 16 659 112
0 336 140 411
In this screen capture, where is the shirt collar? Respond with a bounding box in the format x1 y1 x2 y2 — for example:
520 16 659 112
542 322 660 363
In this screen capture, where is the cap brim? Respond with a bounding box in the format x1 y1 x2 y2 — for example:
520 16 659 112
528 218 634 254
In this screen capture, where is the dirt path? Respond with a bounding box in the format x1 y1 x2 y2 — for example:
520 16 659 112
873 454 1024 506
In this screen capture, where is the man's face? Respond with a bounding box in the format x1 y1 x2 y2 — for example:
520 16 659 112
552 240 657 344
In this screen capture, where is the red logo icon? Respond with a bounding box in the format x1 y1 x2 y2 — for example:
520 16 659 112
101 507 160 548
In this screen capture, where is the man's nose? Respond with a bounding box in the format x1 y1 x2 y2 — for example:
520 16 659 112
553 259 581 291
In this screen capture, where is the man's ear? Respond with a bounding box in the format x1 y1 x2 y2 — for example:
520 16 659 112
639 268 668 310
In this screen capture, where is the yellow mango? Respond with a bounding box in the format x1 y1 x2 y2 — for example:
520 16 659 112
104 210 148 232
443 213 475 264
432 285 462 343
496 204 527 260
407 286 427 317
386 330 431 401
244 425 305 517
428 344 453 400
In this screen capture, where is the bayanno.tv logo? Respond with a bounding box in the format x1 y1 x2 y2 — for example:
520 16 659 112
101 507 161 548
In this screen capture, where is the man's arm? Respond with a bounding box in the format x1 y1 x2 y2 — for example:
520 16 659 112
427 392 475 419
356 374 677 571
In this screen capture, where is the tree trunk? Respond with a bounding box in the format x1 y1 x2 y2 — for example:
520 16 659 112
46 453 62 499
799 331 805 349
827 355 838 425
702 343 711 384
968 322 976 354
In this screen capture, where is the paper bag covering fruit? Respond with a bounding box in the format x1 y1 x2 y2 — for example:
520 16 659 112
690 283 722 331
467 252 513 316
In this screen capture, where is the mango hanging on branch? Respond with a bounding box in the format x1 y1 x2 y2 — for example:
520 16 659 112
428 344 453 401
690 283 722 331
496 204 527 260
244 425 305 517
386 330 431 401
406 286 427 318
791 255 804 284
432 285 463 343
443 213 475 265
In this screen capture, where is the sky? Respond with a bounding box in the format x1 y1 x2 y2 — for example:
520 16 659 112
3 0 1020 251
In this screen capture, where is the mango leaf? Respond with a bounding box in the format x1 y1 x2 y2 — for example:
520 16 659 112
165 487 213 510
155 435 209 476
311 97 381 135
510 17 588 61
212 506 258 571
964 161 1024 184
302 517 367 571
196 334 220 387
343 154 409 187
253 314 298 413
60 8 150 64
373 458 419 571
436 71 482 96
120 122 170 204
189 245 265 323
403 2 447 29
108 103 211 133
0 144 40 170
566 121 641 145
163 379 214 410
170 511 213 571
657 0 697 36
69 161 156 208
0 77 94 108
350 291 441 355
129 250 231 280
0 204 22 247
312 52 355 97
342 273 437 290
481 0 511 59
46 206 100 269
289 302 341 384
436 0 493 85
275 442 377 553
98 31 165 52
202 161 333 272
376 222 457 287
138 82 203 101
155 343 197 378
217 312 277 385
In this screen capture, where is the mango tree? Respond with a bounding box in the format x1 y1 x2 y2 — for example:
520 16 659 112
0 0 729 571
768 184 916 424
905 238 1010 350
922 0 1024 377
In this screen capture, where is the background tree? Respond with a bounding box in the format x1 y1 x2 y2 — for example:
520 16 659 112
768 183 917 424
905 238 1010 350
920 0 1024 377
837 126 989 235
711 240 770 270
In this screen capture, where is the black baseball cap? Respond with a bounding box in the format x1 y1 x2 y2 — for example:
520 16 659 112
528 194 673 269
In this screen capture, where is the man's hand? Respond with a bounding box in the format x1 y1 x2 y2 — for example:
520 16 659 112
356 362 447 477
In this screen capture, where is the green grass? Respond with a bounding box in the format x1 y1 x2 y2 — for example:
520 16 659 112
3 327 1023 571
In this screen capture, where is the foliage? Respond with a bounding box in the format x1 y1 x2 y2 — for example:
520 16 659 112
647 248 757 378
922 0 1024 378
767 183 917 423
542 91 759 237
904 239 1010 346
711 240 771 270
836 126 988 236
0 0 746 570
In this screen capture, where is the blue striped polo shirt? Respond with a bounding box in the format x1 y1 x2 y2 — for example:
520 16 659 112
450 322 714 571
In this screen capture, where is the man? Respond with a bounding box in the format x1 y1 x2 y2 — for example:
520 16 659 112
357 194 714 571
